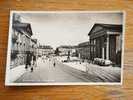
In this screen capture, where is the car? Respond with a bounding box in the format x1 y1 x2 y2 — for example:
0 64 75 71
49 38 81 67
94 58 112 66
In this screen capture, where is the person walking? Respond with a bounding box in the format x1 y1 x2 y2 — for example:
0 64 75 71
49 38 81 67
33 52 37 67
30 52 34 72
25 51 32 70
53 62 56 67
53 58 56 67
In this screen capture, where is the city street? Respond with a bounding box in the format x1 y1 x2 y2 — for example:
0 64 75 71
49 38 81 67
15 58 90 83
15 57 121 83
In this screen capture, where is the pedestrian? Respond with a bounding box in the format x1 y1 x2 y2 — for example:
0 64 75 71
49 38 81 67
33 52 37 67
25 51 32 70
53 62 56 67
31 52 34 72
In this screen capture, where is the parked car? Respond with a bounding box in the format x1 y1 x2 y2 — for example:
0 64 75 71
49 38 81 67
94 58 112 66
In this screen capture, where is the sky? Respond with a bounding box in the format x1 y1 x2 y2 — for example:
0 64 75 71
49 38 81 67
17 12 123 49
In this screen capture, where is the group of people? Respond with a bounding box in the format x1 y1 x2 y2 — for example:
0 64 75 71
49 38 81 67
41 55 56 67
25 51 37 72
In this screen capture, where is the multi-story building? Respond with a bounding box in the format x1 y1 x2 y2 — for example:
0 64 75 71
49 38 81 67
11 14 33 69
77 41 90 60
88 23 122 66
38 45 54 56
57 45 76 56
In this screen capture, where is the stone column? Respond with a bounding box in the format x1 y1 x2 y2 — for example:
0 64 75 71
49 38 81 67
102 47 104 59
106 35 109 60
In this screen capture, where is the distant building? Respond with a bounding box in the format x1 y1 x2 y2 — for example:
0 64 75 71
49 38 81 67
38 45 54 56
77 41 90 60
57 45 76 56
88 23 122 66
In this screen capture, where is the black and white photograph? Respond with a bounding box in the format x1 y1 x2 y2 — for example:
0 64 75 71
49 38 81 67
5 11 124 85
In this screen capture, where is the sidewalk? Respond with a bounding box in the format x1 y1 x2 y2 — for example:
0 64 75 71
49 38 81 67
63 61 121 82
9 58 41 83
63 62 86 72
9 65 26 82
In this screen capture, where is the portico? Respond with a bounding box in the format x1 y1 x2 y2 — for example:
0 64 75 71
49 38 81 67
88 23 122 66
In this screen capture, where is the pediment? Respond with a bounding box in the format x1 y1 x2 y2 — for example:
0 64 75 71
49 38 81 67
91 25 103 34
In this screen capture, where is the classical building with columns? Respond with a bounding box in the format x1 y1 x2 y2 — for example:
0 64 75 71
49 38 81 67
88 23 122 66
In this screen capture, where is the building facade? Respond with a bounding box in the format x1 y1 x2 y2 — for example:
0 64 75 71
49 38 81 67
77 41 90 60
57 46 76 56
30 39 38 54
88 23 122 66
38 45 54 56
11 14 34 69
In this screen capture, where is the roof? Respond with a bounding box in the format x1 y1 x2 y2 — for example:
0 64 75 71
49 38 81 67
88 23 122 35
39 45 53 49
78 41 90 47
31 39 37 44
58 45 76 49
13 22 33 36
